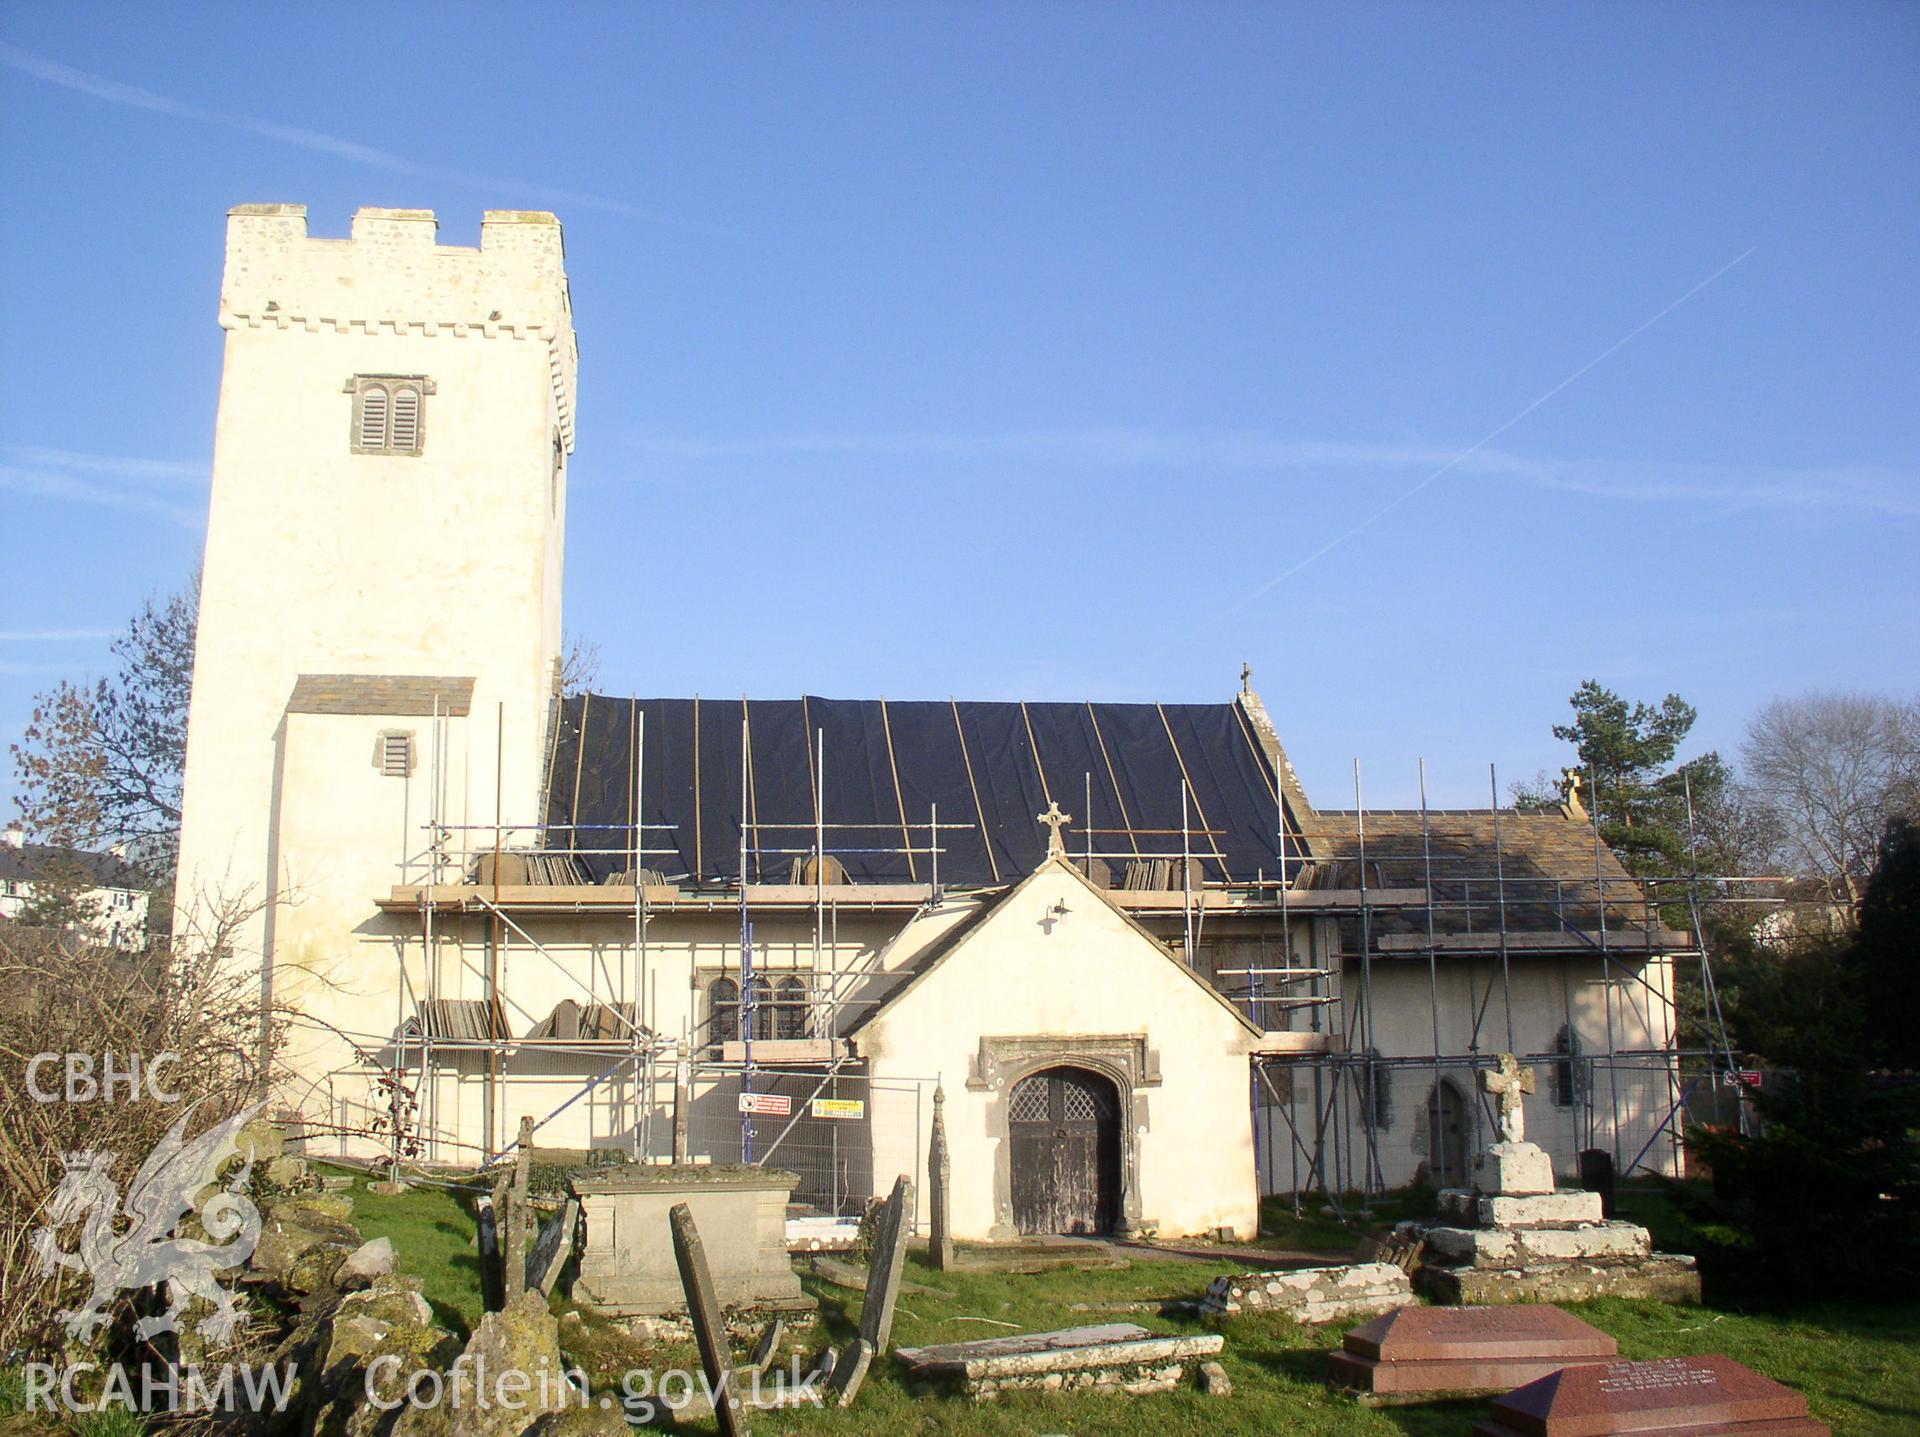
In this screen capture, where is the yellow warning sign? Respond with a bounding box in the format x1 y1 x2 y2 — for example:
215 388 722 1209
811 1098 866 1120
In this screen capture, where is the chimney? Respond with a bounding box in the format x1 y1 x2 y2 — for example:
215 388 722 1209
2 822 23 849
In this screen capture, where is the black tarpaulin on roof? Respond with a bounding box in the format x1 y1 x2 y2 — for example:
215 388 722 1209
543 695 1304 887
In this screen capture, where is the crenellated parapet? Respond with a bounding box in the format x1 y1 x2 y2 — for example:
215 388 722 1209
218 205 578 450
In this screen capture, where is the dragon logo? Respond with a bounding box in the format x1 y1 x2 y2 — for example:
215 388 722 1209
32 1100 266 1346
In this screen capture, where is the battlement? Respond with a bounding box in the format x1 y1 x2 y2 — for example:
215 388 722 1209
221 203 569 330
219 203 576 446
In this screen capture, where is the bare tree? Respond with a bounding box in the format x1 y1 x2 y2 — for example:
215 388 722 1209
10 571 198 879
0 888 281 1355
1740 692 1920 890
559 633 601 698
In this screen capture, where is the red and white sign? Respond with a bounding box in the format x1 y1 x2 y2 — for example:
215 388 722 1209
1719 1069 1764 1089
738 1092 792 1117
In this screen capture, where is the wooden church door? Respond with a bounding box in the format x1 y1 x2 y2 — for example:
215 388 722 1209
1427 1079 1469 1188
1009 1066 1121 1235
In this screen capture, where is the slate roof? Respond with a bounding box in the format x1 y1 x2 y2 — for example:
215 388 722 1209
1305 809 1664 944
288 674 476 717
0 841 145 891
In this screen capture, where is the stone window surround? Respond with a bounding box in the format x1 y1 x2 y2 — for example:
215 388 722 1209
374 729 415 778
700 970 813 1047
966 1033 1162 1240
345 373 436 455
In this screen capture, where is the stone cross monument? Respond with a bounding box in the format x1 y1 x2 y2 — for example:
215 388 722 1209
1479 1053 1536 1145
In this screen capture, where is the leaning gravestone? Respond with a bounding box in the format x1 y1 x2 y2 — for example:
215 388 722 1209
828 1339 874 1409
504 1115 535 1297
526 1196 579 1296
1329 1304 1616 1404
1475 1355 1830 1437
668 1202 750 1437
477 1194 505 1312
859 1174 914 1354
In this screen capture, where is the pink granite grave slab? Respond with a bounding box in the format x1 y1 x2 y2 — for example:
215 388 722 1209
1330 1304 1616 1400
1474 1354 1829 1437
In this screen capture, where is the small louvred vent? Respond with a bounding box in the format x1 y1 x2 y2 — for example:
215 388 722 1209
378 731 414 777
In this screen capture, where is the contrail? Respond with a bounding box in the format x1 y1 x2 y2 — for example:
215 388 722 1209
0 42 745 238
1222 246 1758 618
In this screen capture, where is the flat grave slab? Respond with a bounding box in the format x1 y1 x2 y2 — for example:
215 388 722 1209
1201 1260 1412 1323
1420 1254 1702 1307
896 1322 1225 1401
1329 1304 1616 1403
1474 1354 1830 1437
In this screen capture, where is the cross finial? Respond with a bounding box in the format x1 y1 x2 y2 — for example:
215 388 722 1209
1037 800 1072 857
1241 661 1253 693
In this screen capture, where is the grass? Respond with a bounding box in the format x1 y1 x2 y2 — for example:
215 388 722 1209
1256 1187 1435 1254
316 1164 494 1336
339 1174 1920 1436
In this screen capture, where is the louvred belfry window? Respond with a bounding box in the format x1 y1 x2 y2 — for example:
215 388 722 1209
358 385 389 448
348 374 431 454
390 386 420 451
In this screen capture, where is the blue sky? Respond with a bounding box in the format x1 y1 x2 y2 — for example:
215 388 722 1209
2 3 1915 811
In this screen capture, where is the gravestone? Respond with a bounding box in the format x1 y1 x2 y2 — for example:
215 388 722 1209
896 1323 1225 1401
1579 1149 1617 1220
1475 1355 1830 1437
1329 1304 1616 1403
668 1202 750 1437
476 1194 505 1312
859 1174 913 1353
928 1086 954 1270
526 1196 578 1296
507 1116 534 1296
828 1338 874 1407
745 1317 785 1375
1201 1261 1412 1324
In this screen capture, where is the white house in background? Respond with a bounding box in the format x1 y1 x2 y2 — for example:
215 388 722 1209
0 822 151 950
173 204 1690 1240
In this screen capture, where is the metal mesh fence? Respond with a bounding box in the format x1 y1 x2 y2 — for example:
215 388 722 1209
684 1065 930 1220
1252 1051 1740 1197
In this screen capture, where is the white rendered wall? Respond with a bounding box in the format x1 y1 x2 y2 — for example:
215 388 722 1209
857 864 1262 1241
1254 951 1683 1193
175 205 576 1121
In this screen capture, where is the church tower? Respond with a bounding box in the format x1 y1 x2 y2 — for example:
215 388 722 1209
175 206 576 1093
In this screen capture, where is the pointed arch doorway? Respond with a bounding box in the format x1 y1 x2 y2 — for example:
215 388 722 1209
1008 1065 1122 1235
1427 1078 1470 1189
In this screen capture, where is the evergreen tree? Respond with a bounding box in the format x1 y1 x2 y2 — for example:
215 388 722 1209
1549 680 1727 879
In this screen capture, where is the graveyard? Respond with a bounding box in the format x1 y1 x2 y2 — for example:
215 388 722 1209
308 1162 1920 1437
6 11 1918 1437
